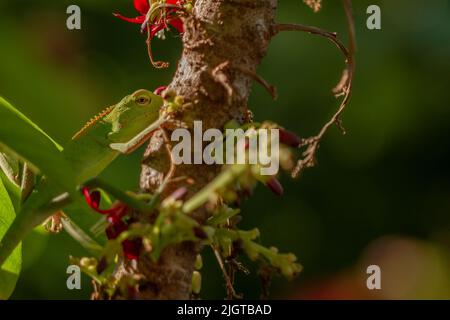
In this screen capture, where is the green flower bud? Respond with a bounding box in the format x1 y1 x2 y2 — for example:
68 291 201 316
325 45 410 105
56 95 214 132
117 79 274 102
191 271 202 295
195 254 203 270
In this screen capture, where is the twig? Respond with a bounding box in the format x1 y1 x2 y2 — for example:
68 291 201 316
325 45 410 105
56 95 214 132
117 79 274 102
211 61 235 105
234 65 278 100
273 23 349 59
211 245 241 299
273 0 356 178
212 61 278 102
146 23 170 69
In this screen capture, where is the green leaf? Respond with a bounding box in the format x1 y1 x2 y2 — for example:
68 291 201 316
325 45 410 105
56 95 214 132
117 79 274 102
0 177 21 300
60 216 103 255
0 170 21 213
207 205 240 227
0 97 75 190
63 195 110 244
0 152 20 185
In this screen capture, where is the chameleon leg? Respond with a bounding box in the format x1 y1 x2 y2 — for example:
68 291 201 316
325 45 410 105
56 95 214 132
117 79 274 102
82 178 157 215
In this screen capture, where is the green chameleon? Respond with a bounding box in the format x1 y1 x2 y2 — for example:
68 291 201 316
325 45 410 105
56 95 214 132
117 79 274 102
0 89 167 267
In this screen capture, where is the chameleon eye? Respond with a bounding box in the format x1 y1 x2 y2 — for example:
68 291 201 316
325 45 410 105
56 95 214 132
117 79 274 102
136 95 150 105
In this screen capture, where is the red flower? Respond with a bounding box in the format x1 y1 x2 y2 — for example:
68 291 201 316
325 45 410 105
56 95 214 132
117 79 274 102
114 0 185 68
82 187 141 260
154 85 168 96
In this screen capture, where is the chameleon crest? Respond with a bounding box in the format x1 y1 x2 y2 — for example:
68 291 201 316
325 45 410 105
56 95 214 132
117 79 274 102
72 105 115 140
71 89 163 142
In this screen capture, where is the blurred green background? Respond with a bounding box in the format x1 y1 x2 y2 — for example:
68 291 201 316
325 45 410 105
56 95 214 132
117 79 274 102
1 0 449 299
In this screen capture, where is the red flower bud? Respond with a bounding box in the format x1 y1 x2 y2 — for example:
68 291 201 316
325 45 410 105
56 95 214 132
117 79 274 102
114 0 185 68
82 187 129 216
82 186 141 260
134 0 150 15
266 177 284 196
122 239 142 261
106 204 129 224
82 187 101 210
238 188 253 199
105 220 128 240
114 0 185 37
154 86 167 96
279 129 301 148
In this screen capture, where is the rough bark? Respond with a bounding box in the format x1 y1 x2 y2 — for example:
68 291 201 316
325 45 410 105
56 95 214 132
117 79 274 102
122 0 278 299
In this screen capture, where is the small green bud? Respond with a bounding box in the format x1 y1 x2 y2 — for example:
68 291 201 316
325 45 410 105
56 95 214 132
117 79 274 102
80 257 97 268
174 95 185 106
195 254 203 270
184 3 194 13
166 102 177 113
222 189 238 203
191 271 202 295
287 253 297 262
282 265 294 278
221 237 233 258
87 265 97 273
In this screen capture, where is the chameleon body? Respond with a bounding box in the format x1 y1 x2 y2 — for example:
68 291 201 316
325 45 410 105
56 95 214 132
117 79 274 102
0 89 165 266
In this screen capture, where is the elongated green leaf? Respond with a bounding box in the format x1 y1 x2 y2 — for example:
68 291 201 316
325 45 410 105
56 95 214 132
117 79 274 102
0 177 21 300
0 170 21 213
0 97 75 190
0 152 19 185
61 216 103 255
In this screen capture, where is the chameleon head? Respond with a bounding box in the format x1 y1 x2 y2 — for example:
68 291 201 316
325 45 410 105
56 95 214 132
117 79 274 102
107 89 164 143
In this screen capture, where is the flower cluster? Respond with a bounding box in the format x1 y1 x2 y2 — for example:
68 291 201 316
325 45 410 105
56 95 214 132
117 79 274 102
82 187 141 260
114 0 190 68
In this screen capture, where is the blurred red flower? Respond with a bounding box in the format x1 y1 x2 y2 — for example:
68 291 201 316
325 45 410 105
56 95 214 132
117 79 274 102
82 187 141 260
114 0 185 68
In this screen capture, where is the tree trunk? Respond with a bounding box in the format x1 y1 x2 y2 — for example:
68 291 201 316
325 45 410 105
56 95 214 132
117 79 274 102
119 0 278 300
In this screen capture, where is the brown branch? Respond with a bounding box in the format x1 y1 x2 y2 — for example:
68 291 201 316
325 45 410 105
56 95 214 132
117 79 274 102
211 245 241 299
124 0 279 300
234 65 278 100
273 23 349 59
212 61 278 102
211 61 235 105
273 1 356 178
